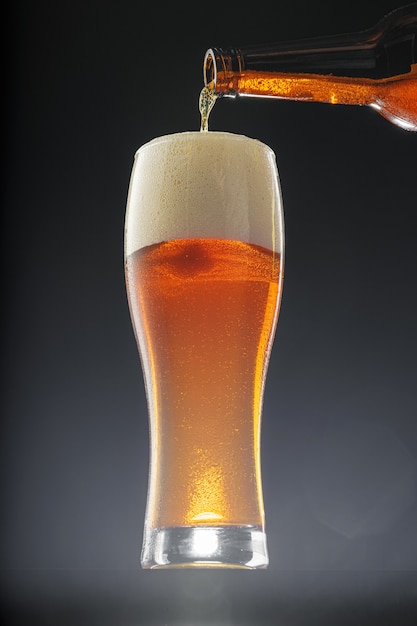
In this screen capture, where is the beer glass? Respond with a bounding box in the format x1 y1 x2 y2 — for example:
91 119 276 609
124 131 284 568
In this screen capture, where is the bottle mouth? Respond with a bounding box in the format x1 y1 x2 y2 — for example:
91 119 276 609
203 48 217 89
203 48 244 93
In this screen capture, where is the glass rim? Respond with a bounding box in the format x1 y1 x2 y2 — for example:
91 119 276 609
134 130 275 158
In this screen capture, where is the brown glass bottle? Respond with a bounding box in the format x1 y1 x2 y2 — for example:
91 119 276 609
203 4 417 130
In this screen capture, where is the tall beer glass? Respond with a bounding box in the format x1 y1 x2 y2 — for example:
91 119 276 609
124 131 284 568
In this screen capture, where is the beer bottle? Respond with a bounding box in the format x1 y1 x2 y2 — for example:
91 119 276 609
203 3 417 130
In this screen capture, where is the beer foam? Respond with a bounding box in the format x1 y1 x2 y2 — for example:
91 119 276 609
125 131 284 256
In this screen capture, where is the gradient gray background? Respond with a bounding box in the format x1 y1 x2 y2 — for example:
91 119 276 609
2 0 417 623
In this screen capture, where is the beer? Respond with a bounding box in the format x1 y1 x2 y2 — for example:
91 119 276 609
208 64 417 131
125 238 281 528
199 85 218 131
124 131 284 568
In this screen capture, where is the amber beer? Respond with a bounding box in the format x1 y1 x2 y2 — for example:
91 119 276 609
207 64 417 130
125 131 284 568
126 238 280 526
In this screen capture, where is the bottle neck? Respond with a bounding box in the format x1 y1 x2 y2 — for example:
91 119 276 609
204 4 417 91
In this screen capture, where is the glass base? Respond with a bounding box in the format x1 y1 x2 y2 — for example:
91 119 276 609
141 525 268 569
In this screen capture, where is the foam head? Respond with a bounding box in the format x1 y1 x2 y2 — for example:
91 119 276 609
125 131 283 256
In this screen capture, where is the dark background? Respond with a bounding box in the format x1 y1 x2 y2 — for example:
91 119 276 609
2 0 417 624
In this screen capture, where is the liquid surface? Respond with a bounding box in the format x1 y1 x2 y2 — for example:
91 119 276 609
126 238 283 528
